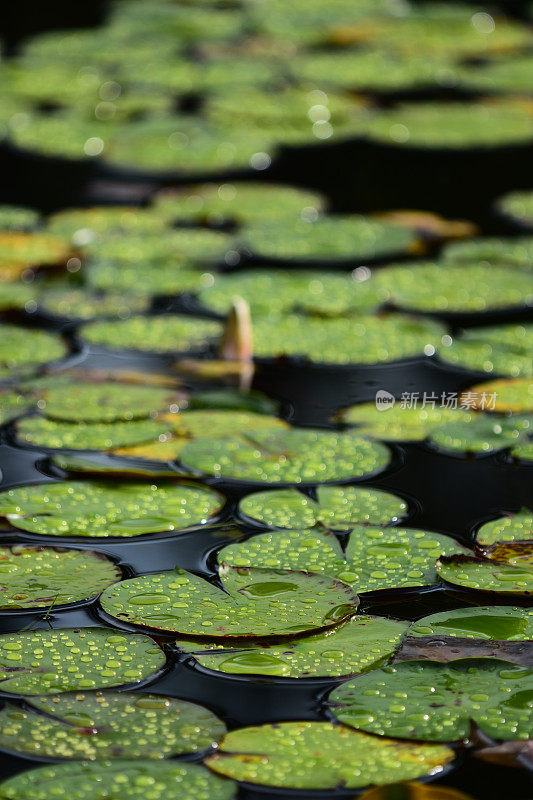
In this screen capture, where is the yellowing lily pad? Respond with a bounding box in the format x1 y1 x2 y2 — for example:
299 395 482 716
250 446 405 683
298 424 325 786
464 378 533 413
0 231 72 270
82 315 222 353
477 510 533 546
410 606 533 641
436 554 533 595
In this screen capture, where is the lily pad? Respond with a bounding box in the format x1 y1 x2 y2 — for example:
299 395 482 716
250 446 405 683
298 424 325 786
84 229 233 265
429 415 531 455
205 721 455 789
176 615 408 678
438 324 533 378
0 324 68 379
37 288 149 321
0 628 165 695
0 282 35 310
0 480 223 538
15 416 169 451
464 378 533 413
0 546 120 609
0 760 236 800
180 429 390 483
239 486 408 529
88 260 212 296
510 440 533 462
436 554 533 595
443 236 533 271
0 392 33 426
0 205 40 231
410 606 533 641
219 526 468 593
0 231 72 270
100 565 358 637
46 206 168 242
331 658 533 741
339 403 465 441
82 315 222 354
0 691 225 759
496 190 533 229
477 510 533 546
462 55 533 95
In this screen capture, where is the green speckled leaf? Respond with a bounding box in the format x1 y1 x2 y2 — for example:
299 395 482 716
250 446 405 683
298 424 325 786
37 288 149 321
100 565 358 637
0 205 40 231
410 606 533 641
0 480 223 538
331 659 533 741
477 510 533 546
339 403 464 441
0 325 67 378
0 628 165 695
38 383 184 423
82 315 222 353
180 428 390 483
46 206 168 242
0 546 120 609
176 615 408 678
496 191 533 229
429 415 531 454
88 261 212 295
511 440 533 461
436 554 533 595
0 392 33 426
462 55 533 95
0 231 71 269
0 759 236 800
206 721 454 789
84 229 233 264
239 486 407 529
438 324 533 378
443 236 533 271
220 526 468 593
0 691 225 759
0 283 34 310
16 416 168 451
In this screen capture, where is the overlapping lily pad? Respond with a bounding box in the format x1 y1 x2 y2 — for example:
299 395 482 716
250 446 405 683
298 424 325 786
37 288 149 321
464 378 533 413
0 546 120 609
15 416 168 451
82 315 222 353
0 628 165 695
339 403 466 441
0 760 236 800
0 232 72 273
239 486 408 529
443 236 533 271
205 721 455 789
410 606 533 641
436 554 533 595
0 691 225 759
100 565 358 637
438 324 533 377
429 415 531 455
477 510 533 546
0 481 223 538
176 615 408 678
88 260 211 296
0 325 68 379
46 206 168 242
220 527 468 593
331 659 533 741
180 429 390 483
0 392 33 426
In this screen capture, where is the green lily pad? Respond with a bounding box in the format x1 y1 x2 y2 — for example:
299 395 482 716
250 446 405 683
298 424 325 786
510 440 533 461
188 389 278 415
100 565 358 637
462 55 533 95
465 378 533 413
37 288 149 321
180 429 390 483
0 205 40 231
339 403 466 441
84 229 233 265
0 282 34 311
477 511 533 546
0 628 165 695
46 206 169 243
496 190 533 229
241 215 416 262
108 2 244 43
410 606 533 641
331 658 533 741
443 236 533 271
0 231 72 270
0 546 120 609
0 760 236 800
429 415 531 454
0 324 68 379
15 416 168 451
436 554 533 595
88 260 211 296
0 691 225 759
176 615 408 678
0 481 223 538
438 324 533 378
0 391 33 426
219 526 468 593
252 313 445 365
239 486 408 529
82 315 222 354
206 721 455 789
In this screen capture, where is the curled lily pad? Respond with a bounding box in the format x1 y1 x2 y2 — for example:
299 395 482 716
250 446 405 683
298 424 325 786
443 236 533 271
338 403 464 441
100 565 358 637
0 205 40 231
0 759 236 800
15 416 168 451
0 283 35 310
410 606 533 641
0 691 225 759
239 486 408 529
464 379 533 413
429 415 531 455
496 190 533 229
0 324 68 379
438 324 533 378
176 615 408 679
220 527 468 593
331 659 533 741
82 315 222 354
477 510 533 546
252 313 445 365
0 628 165 695
0 546 120 609
436 554 533 595
37 383 184 423
206 721 455 789
180 429 390 483
0 481 223 538
37 288 149 321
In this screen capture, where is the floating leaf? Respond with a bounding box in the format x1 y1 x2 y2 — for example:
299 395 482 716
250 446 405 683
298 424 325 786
510 440 533 462
0 231 72 270
477 511 533 551
462 55 533 95
338 403 464 441
206 721 454 789
188 389 278 415
0 480 223 538
180 429 390 483
410 606 533 641
331 659 533 741
100 565 358 637
37 288 149 321
84 228 233 265
176 615 407 678
429 415 530 455
16 416 168 451
0 691 225 759
464 379 533 413
0 628 165 695
46 206 168 242
0 205 40 232
443 236 533 272
0 283 34 310
220 527 467 593
239 486 407 529
0 391 33 426
438 324 533 378
37 383 184 423
88 260 211 296
437 554 533 595
82 315 222 353
396 636 533 668
0 324 67 379
496 190 533 230
0 546 120 609
0 759 236 800
476 740 533 770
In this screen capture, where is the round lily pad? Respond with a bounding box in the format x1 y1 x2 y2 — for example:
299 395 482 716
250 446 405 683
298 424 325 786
331 658 533 741
176 615 408 679
0 760 236 800
0 481 223 538
0 628 165 695
241 215 416 262
180 429 390 483
252 313 445 365
443 236 533 271
464 379 533 413
84 228 233 265
429 415 530 455
0 691 225 759
46 206 168 242
410 606 533 641
496 190 533 229
219 526 468 593
37 288 149 321
100 565 358 638
16 416 168 451
0 324 68 379
239 486 408 529
339 403 465 441
0 546 120 609
0 205 40 231
206 721 455 789
88 260 211 296
82 315 222 354
436 554 533 595
438 324 533 378
0 283 34 310
477 510 533 546
38 383 184 423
